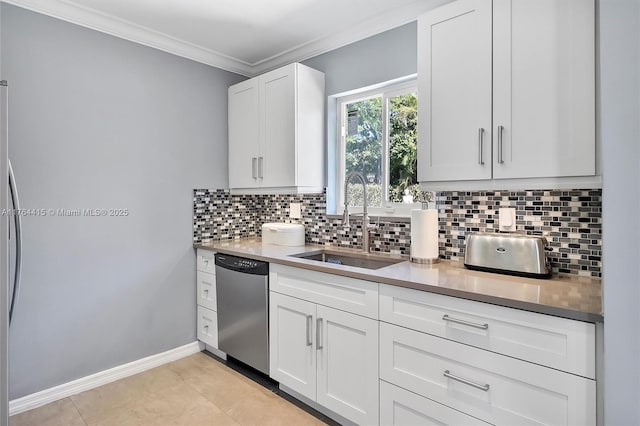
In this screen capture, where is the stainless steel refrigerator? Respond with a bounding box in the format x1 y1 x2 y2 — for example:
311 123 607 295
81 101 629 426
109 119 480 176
0 77 8 426
1 80 23 426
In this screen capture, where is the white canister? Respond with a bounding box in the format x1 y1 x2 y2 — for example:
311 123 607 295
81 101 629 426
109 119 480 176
261 223 305 246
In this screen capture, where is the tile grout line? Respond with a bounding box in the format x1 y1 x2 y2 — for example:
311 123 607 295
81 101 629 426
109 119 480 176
165 357 243 425
200 352 335 425
68 397 90 426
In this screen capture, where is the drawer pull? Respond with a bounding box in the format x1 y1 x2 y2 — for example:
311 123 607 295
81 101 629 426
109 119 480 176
442 314 488 330
443 370 490 392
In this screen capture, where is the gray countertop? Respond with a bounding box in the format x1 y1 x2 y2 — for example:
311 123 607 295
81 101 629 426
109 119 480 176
195 238 603 323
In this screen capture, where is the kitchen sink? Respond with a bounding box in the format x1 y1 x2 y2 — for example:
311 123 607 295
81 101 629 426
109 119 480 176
289 250 405 270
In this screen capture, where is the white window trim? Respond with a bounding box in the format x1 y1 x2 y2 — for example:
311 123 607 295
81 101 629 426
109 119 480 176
334 78 418 218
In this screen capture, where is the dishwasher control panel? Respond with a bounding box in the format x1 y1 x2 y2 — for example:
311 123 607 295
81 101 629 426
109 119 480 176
215 253 268 275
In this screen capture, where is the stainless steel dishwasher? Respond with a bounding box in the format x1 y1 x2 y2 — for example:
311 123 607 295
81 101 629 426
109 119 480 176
214 253 269 375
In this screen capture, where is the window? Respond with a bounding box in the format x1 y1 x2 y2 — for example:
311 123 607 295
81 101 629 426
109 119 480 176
336 80 419 215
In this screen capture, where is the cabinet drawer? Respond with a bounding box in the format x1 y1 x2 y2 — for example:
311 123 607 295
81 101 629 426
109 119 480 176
380 322 596 426
380 284 595 378
270 264 378 319
196 249 216 274
196 271 217 311
197 306 218 348
380 380 489 426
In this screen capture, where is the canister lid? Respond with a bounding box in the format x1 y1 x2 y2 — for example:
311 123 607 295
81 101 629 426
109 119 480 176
261 223 304 233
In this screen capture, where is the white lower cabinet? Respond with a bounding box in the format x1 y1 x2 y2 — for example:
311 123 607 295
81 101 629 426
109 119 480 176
195 249 221 352
196 305 218 348
380 380 489 426
270 290 379 425
196 249 216 274
228 262 597 426
270 292 317 399
316 304 378 424
380 322 596 426
379 284 596 378
196 271 217 311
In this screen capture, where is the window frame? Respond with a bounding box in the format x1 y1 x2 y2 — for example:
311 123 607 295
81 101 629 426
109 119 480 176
335 79 420 217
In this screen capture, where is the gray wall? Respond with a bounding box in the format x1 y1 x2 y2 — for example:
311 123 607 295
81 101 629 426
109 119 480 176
601 0 640 424
1 4 244 398
303 22 417 97
303 23 417 210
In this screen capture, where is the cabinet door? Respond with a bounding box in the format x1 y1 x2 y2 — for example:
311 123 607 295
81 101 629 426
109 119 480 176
380 380 490 426
269 292 317 401
260 64 296 188
316 305 379 426
493 0 595 179
418 0 492 182
228 78 260 188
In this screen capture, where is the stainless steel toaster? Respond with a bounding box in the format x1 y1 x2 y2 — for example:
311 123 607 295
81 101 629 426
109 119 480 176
464 233 552 278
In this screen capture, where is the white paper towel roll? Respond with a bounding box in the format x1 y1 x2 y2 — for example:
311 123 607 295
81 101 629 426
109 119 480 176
411 209 439 262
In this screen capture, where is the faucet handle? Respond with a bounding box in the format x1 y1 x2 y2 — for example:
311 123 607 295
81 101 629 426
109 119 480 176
342 207 350 228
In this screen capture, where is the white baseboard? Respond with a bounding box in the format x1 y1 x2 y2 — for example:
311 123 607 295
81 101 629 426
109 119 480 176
9 341 204 416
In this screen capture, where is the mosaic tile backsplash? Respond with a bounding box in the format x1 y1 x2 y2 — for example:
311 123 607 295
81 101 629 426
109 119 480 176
194 188 602 277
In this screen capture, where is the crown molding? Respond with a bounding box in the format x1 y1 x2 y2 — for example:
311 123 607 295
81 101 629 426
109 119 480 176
1 0 255 76
2 0 453 77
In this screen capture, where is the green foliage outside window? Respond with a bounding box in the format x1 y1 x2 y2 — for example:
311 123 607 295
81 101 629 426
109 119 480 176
388 93 418 202
344 92 418 206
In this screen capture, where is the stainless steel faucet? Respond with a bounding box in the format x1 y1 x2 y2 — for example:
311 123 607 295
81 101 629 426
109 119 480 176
342 171 373 253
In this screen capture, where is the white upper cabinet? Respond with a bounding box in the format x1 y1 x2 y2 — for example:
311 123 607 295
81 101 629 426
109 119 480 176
228 63 325 193
260 66 296 188
418 0 596 184
492 0 595 179
228 79 260 189
418 0 493 182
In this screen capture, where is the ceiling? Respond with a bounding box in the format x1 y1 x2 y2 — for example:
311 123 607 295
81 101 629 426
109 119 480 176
3 0 448 76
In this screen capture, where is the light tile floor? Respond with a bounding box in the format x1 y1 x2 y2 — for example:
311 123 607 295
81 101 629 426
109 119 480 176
10 352 328 426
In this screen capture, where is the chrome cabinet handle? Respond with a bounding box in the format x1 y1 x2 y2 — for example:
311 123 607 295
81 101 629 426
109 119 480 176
306 315 313 346
251 157 257 179
316 318 323 350
498 125 505 164
443 370 490 391
258 156 264 179
442 314 488 330
478 128 485 165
